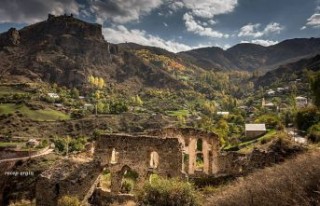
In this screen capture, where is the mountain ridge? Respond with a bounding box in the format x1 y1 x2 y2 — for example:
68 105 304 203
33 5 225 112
179 37 320 71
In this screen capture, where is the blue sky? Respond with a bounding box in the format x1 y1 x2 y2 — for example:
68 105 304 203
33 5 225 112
0 0 319 52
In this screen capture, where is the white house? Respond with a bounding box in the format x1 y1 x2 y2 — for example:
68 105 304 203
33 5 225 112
295 96 308 108
245 124 266 139
266 89 275 96
217 111 230 116
47 93 60 99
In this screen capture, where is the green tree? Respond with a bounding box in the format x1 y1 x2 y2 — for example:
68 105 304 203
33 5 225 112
310 71 320 108
71 88 79 99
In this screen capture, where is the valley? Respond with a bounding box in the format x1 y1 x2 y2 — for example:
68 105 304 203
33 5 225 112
0 14 319 206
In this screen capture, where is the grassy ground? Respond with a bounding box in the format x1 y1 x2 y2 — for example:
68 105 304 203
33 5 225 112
166 109 190 117
0 86 28 96
0 142 20 148
0 104 70 121
224 130 277 153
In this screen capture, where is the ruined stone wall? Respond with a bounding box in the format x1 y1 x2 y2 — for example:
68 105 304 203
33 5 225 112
36 160 101 206
95 134 182 193
217 149 281 176
148 128 220 176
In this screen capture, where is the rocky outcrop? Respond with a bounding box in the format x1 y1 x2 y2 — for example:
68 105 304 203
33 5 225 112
0 28 20 47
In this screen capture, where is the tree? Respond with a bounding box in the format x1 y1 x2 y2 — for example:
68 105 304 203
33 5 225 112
310 72 320 108
131 95 143 107
71 88 79 99
88 75 95 85
98 77 105 89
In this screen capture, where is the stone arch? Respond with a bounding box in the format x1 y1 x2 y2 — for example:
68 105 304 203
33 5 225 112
196 153 204 171
110 148 119 164
111 165 139 194
149 151 159 169
196 138 203 151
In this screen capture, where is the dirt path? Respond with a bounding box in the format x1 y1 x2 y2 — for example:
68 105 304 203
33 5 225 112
0 148 53 163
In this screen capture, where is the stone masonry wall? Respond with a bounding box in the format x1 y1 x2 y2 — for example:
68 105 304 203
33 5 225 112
95 134 183 193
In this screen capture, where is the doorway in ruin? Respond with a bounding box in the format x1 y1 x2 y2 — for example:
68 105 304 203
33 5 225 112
149 151 159 169
100 168 112 192
119 166 139 194
196 139 203 151
195 153 204 171
195 139 204 171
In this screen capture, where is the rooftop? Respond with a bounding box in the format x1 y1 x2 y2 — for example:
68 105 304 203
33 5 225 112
245 124 266 131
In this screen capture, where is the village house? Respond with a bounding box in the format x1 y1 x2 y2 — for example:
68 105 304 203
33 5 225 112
217 111 230 116
295 96 308 108
47 92 60 99
245 124 266 139
266 89 275 96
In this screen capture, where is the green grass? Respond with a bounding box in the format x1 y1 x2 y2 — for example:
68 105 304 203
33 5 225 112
166 109 190 117
0 86 27 96
0 142 20 148
0 104 70 121
224 130 277 152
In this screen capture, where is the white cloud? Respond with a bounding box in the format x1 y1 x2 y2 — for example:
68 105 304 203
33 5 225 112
263 22 283 34
168 1 184 11
182 0 238 19
103 25 192 53
238 23 263 38
241 39 279 47
238 22 284 37
183 13 228 38
90 0 164 24
0 0 79 24
306 13 320 28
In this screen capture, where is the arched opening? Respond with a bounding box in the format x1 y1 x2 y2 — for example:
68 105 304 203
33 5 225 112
196 139 203 151
149 151 159 169
55 183 60 196
100 168 111 192
110 148 119 164
195 153 204 171
182 152 189 173
120 166 139 194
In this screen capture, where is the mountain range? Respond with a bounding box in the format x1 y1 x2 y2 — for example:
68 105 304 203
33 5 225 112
0 14 320 90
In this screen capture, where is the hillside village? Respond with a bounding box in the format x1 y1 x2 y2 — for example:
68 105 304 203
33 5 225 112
0 14 319 206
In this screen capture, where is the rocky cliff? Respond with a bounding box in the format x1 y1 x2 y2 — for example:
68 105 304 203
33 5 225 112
0 14 189 91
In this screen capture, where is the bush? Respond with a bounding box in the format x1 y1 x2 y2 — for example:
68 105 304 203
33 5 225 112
308 123 320 143
57 196 81 206
109 100 128 114
136 176 200 206
296 107 320 131
255 114 281 129
70 109 88 119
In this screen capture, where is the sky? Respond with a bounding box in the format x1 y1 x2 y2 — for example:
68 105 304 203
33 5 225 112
0 0 319 53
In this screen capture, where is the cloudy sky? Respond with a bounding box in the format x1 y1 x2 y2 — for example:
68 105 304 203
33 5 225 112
0 0 319 52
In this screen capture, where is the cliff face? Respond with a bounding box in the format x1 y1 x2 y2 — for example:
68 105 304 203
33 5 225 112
0 14 189 91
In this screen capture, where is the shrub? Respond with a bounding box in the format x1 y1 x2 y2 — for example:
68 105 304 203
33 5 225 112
296 107 320 131
136 176 200 206
255 114 281 129
308 123 320 143
57 196 81 206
